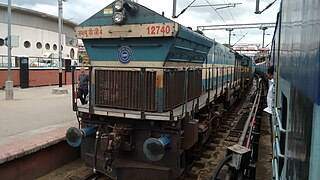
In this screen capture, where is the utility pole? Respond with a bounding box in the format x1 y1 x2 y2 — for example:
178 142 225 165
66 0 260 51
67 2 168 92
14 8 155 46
255 0 260 14
172 0 177 18
52 0 68 95
58 0 63 87
5 0 13 100
260 27 268 48
226 28 233 47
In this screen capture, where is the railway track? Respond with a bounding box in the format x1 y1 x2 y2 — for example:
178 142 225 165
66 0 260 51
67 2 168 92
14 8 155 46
186 77 264 180
82 172 105 180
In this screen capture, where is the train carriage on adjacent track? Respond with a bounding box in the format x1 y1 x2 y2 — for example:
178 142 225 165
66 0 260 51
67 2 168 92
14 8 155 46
270 0 320 179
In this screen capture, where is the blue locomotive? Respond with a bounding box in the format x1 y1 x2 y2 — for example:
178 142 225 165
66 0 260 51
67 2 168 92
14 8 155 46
270 0 320 179
66 1 254 179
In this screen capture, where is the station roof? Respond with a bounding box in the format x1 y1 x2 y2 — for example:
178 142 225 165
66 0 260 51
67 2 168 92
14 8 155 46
0 3 77 27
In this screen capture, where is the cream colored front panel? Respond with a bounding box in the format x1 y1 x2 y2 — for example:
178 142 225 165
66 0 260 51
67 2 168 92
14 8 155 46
75 23 179 39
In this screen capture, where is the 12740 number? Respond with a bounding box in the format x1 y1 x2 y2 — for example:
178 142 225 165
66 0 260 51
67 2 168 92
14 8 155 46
147 25 171 35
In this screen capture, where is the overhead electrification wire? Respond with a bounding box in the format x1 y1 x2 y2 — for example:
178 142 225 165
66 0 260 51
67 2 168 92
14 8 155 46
224 0 236 23
173 0 197 18
232 32 248 46
224 0 248 43
203 1 228 40
222 0 240 41
204 0 226 24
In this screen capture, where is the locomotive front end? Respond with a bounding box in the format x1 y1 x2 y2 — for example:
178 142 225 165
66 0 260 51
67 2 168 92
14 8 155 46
70 0 215 179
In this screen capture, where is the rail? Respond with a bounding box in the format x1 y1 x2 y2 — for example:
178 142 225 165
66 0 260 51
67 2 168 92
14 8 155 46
245 83 262 148
238 78 262 146
214 77 261 179
245 78 262 149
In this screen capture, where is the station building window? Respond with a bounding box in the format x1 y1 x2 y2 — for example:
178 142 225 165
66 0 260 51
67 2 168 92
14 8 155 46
70 48 75 59
24 41 31 48
45 43 50 50
0 38 4 46
53 44 57 51
36 42 42 49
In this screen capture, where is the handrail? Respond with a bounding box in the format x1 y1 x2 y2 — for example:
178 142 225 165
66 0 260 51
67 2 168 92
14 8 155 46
275 138 285 158
71 65 227 70
275 107 286 132
272 158 279 180
72 65 243 118
272 108 285 180
73 65 179 70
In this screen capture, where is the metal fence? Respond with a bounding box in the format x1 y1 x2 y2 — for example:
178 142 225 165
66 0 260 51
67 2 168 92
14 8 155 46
0 55 79 68
0 55 16 67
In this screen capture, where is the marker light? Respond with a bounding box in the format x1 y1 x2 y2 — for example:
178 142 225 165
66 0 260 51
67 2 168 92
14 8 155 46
114 1 123 11
113 12 125 24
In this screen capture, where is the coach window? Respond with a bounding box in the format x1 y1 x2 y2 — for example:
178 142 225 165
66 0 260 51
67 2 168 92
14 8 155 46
45 43 50 50
36 42 42 49
24 41 31 48
53 44 57 51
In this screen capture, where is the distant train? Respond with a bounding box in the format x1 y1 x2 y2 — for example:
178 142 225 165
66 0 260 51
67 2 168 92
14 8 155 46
255 60 270 82
66 0 255 179
270 0 320 179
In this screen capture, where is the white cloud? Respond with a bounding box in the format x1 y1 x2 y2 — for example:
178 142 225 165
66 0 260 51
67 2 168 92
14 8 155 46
0 0 280 46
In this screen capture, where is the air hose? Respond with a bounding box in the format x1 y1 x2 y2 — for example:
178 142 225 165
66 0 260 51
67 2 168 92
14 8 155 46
212 154 232 180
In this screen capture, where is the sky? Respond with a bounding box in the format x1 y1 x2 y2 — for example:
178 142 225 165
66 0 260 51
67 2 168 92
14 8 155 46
0 0 280 47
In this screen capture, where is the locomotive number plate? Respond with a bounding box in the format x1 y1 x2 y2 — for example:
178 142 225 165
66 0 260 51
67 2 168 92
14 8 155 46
75 22 178 39
147 25 172 35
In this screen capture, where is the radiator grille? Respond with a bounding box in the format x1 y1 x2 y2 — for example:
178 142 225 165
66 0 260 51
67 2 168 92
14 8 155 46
95 70 156 111
163 69 202 111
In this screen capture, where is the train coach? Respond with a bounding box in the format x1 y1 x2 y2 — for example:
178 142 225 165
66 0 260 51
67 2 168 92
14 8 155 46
270 0 320 179
66 0 254 179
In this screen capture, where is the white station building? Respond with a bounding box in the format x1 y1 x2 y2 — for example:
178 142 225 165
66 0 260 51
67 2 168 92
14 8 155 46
0 3 78 62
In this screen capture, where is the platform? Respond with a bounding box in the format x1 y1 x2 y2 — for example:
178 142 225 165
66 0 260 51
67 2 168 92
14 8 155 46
255 111 273 179
0 85 78 164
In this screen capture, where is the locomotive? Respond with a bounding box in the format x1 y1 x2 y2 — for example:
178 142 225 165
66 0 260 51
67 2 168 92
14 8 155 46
66 1 254 179
270 0 320 179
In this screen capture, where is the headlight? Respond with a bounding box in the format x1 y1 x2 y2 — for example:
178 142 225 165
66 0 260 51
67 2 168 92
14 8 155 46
113 12 125 24
114 1 123 11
